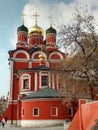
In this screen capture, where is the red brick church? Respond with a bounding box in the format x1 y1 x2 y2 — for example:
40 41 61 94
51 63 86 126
0 13 76 127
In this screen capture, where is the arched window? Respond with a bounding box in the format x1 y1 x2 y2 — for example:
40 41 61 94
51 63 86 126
22 74 31 90
68 107 73 116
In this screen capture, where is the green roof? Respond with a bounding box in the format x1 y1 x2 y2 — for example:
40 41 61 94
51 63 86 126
22 87 59 99
46 26 56 35
17 24 28 32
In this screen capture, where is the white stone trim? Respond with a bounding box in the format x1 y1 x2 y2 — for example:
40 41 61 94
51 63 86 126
13 50 30 59
46 61 49 67
52 73 55 89
49 51 63 61
11 58 29 61
28 61 32 68
21 119 64 127
39 72 49 88
32 108 39 117
9 60 13 100
34 72 38 91
49 72 51 87
8 100 17 104
6 120 21 126
21 73 31 90
56 74 59 89
19 91 35 95
31 51 47 61
16 42 28 47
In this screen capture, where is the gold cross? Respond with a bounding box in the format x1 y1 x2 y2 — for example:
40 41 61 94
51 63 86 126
48 16 53 27
33 12 40 25
21 12 26 25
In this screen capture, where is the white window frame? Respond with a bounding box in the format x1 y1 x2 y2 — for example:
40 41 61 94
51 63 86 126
39 72 49 88
33 108 39 117
21 74 31 90
51 107 58 116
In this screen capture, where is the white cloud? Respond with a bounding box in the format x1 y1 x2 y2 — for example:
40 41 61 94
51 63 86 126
22 0 98 30
9 0 98 47
23 0 73 26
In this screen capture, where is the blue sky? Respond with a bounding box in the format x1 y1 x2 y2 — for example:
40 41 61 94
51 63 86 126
0 0 28 98
0 0 98 98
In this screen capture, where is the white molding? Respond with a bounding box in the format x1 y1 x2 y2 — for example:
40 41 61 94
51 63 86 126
13 50 30 59
39 72 49 88
46 61 49 67
35 72 38 91
49 72 51 87
21 73 31 90
8 100 17 104
9 60 13 99
31 51 47 61
49 51 63 61
28 61 32 68
32 108 39 117
52 73 55 89
56 74 58 89
19 91 35 95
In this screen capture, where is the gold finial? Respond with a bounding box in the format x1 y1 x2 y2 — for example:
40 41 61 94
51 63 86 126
33 12 40 26
48 16 53 27
21 12 26 25
39 45 45 61
39 54 45 61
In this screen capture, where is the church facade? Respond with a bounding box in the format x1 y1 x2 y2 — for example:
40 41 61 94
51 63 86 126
0 13 76 127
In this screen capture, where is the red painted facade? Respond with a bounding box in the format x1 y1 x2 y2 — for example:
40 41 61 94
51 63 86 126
0 16 76 127
21 100 67 120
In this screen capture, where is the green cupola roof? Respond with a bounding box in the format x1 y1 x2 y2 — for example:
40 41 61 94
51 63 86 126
46 26 56 35
17 24 28 33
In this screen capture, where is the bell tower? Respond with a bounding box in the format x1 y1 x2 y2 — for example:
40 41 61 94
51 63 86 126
46 16 57 49
17 13 28 48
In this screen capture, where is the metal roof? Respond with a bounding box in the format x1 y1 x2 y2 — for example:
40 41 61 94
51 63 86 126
22 87 59 100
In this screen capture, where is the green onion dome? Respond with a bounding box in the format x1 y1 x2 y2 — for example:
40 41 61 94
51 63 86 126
46 26 56 35
17 24 28 33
